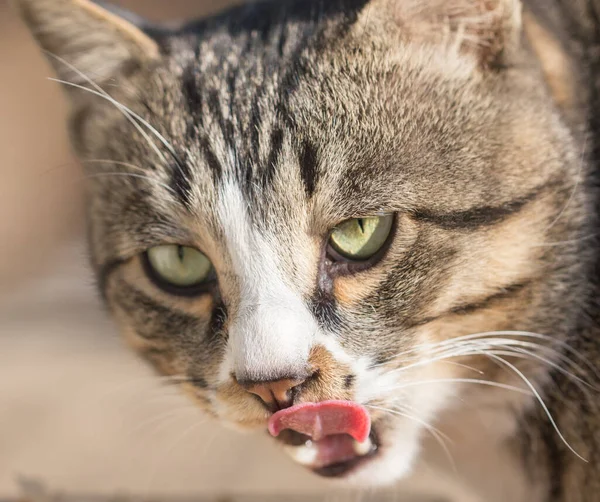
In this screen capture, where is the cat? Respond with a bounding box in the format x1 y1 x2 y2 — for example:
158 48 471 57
13 0 600 500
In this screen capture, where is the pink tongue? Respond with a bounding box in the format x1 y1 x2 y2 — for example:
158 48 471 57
268 400 371 443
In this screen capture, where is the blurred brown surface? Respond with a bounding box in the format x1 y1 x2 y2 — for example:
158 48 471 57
0 0 80 287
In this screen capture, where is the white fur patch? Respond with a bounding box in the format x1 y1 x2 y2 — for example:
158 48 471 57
216 180 317 382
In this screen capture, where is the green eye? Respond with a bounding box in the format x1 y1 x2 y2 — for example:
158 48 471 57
145 245 214 290
329 215 394 261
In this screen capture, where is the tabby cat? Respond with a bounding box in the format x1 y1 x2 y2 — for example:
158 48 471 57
14 0 600 500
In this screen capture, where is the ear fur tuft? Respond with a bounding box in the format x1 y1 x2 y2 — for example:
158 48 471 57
359 0 522 68
12 0 159 84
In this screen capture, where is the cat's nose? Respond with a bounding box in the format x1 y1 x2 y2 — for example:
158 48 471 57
241 377 306 411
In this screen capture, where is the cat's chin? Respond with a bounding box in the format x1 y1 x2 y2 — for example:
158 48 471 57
330 427 420 486
342 430 420 486
279 423 421 486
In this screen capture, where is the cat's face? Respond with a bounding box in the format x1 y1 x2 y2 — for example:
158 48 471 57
17 0 590 485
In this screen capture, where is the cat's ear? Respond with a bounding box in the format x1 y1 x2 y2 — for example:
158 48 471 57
12 0 160 85
359 0 522 68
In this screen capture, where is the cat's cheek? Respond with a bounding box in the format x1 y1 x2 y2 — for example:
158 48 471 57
211 382 271 432
117 321 186 377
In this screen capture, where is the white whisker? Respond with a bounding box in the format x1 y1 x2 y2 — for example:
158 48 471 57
141 417 205 493
484 352 587 462
483 346 596 390
48 77 168 165
532 234 598 248
45 52 187 184
381 377 532 396
128 404 201 437
439 360 485 374
82 159 153 174
381 331 599 383
367 404 457 472
99 375 187 401
82 172 177 195
382 337 597 393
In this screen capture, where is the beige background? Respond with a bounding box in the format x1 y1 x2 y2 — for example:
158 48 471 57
0 2 459 500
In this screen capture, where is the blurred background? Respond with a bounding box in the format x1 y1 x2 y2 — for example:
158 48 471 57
0 1 460 500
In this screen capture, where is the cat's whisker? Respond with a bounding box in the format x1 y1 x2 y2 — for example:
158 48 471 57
81 172 178 195
143 419 206 493
532 233 598 248
142 408 208 440
453 338 599 384
48 75 168 167
366 404 457 473
379 348 477 376
376 349 587 463
439 338 594 381
39 161 80 176
381 338 598 396
99 380 199 420
99 374 188 400
438 360 485 374
126 404 202 437
377 331 599 383
367 403 452 443
82 159 153 173
377 333 599 411
380 377 532 396
468 333 599 379
483 346 596 390
45 52 186 181
482 352 587 462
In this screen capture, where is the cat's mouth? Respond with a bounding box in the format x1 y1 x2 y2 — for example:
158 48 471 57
268 401 379 477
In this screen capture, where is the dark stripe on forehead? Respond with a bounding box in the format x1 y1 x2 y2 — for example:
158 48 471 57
413 189 544 230
299 139 320 197
261 127 285 186
249 91 265 163
182 65 204 127
200 136 224 179
207 89 235 141
141 100 188 172
173 0 370 193
137 101 193 208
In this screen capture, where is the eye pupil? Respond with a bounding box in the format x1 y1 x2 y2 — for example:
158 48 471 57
329 215 393 262
145 245 214 293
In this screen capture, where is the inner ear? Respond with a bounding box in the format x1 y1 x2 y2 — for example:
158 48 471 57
13 0 160 85
356 0 523 69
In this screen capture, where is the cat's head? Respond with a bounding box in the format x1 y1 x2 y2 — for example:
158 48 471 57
16 0 591 485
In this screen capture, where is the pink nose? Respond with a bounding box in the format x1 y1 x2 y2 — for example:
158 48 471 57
242 378 306 411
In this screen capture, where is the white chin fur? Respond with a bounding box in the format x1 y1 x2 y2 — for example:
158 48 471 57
344 427 422 486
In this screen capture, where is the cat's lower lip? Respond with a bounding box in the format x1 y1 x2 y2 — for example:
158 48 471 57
276 428 380 477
